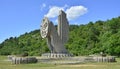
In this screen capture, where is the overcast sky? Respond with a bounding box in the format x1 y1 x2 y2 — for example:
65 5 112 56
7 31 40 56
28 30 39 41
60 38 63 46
0 0 120 43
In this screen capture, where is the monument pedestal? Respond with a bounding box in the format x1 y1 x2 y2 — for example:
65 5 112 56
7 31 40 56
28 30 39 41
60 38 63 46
42 53 73 58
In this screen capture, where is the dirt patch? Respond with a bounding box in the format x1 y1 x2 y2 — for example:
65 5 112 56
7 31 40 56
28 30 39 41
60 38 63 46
59 64 104 67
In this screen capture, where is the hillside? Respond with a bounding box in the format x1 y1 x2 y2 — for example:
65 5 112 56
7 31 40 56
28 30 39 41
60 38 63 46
0 16 120 56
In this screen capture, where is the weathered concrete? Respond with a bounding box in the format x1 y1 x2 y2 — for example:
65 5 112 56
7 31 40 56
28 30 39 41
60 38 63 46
58 10 69 44
40 10 71 57
8 55 37 64
93 56 116 62
37 56 116 64
41 53 72 58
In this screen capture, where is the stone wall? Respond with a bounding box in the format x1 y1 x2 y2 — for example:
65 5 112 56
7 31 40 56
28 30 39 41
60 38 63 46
93 56 116 62
8 55 37 64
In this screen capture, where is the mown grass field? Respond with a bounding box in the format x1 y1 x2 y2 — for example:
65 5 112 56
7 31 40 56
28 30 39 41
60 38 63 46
0 56 120 69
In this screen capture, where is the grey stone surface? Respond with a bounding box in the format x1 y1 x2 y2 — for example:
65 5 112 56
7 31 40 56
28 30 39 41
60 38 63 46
41 53 72 58
58 10 69 44
37 56 116 64
11 56 37 64
40 10 71 57
93 56 116 62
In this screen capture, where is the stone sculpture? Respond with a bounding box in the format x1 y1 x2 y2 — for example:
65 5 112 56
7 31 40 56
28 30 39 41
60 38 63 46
40 10 72 57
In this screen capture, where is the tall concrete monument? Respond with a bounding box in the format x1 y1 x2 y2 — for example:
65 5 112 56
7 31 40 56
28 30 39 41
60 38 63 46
40 10 71 57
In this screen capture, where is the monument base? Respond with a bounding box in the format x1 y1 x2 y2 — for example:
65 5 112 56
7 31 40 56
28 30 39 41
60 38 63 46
41 53 73 58
8 55 38 64
37 56 116 64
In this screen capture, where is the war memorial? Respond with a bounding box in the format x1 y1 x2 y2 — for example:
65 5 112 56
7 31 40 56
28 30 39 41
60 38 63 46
40 10 72 58
8 10 116 64
39 10 116 64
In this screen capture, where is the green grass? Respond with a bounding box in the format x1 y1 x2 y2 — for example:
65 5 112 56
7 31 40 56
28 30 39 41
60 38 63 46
0 56 120 69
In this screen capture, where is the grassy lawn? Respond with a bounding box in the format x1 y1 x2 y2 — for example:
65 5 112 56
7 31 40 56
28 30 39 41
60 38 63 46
0 56 120 69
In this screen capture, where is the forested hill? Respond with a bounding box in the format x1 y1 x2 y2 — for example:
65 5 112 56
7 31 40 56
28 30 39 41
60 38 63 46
0 16 120 56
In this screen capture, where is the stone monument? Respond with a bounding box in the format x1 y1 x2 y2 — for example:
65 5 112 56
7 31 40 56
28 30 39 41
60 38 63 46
40 10 72 58
39 10 116 64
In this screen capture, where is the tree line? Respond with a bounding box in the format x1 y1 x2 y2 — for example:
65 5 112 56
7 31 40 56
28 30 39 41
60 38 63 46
0 16 120 56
